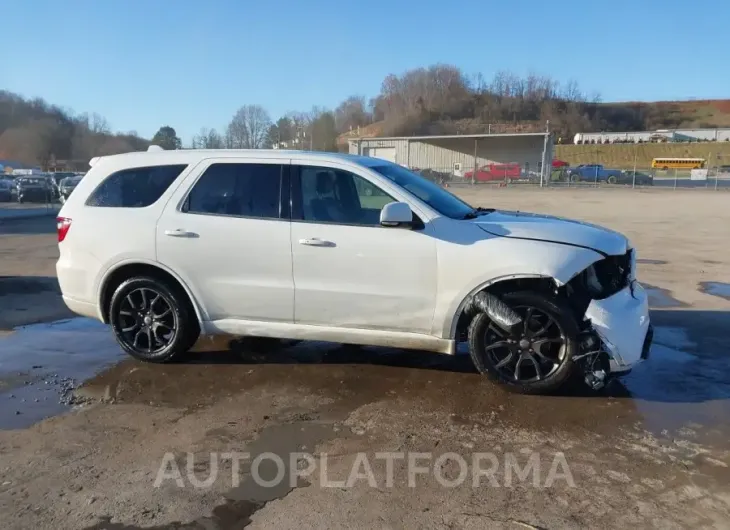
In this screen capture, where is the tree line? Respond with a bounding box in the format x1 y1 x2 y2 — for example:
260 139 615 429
0 64 708 169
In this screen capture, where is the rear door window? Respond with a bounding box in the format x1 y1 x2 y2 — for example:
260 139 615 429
183 163 283 219
86 165 187 207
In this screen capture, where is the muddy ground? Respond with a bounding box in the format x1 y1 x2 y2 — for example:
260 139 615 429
1 188 729 530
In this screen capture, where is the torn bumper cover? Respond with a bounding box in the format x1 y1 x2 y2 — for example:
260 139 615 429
584 281 652 374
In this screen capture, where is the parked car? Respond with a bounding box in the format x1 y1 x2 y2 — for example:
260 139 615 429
58 175 84 203
464 163 522 182
619 171 654 186
552 159 569 168
566 164 624 183
0 179 13 202
15 176 53 203
56 149 652 394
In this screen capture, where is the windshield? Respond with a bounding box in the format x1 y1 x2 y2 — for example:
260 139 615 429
369 164 475 220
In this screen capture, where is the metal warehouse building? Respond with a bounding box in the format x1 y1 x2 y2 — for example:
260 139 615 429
348 133 553 182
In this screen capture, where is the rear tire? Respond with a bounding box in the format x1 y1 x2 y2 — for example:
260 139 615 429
467 290 580 394
607 175 617 184
109 276 199 363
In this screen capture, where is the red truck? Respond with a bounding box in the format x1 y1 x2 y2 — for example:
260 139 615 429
464 163 522 181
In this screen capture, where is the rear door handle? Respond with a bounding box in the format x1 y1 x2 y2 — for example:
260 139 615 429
298 238 335 247
164 229 197 238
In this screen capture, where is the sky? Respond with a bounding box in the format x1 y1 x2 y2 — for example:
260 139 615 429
3 0 728 142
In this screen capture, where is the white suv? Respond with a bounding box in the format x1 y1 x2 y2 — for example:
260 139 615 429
56 148 652 393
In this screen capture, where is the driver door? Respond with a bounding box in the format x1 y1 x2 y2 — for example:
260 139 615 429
290 163 437 334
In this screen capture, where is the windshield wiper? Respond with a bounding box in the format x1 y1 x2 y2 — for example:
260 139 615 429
462 207 494 220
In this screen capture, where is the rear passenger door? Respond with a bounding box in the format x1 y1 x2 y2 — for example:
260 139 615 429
156 159 293 323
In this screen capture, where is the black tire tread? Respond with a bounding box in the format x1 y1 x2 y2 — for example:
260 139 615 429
467 290 580 394
109 276 199 363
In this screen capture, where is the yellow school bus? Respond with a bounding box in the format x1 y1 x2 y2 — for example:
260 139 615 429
651 157 705 170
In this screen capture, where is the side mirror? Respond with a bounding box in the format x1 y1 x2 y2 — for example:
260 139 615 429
380 202 413 227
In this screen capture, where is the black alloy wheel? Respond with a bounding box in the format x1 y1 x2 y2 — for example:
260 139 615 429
109 277 198 362
481 305 566 383
117 287 177 355
468 291 580 394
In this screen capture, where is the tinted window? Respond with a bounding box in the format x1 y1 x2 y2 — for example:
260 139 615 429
86 165 187 207
297 166 394 226
185 163 282 219
369 163 474 220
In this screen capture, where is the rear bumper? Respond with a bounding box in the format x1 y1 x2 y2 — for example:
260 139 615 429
584 282 652 373
62 295 102 321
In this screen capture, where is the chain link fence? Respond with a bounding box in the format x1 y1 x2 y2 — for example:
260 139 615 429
411 144 730 190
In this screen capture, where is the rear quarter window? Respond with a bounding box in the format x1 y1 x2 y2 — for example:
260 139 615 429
85 164 187 207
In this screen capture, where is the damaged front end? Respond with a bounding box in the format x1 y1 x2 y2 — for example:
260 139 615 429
563 248 652 389
460 248 652 391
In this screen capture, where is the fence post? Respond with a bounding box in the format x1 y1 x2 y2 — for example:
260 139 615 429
632 145 637 189
472 139 478 186
540 132 549 188
707 151 712 189
673 168 677 190
715 155 720 191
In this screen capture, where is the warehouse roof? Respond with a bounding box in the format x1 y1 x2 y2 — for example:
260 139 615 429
348 132 550 142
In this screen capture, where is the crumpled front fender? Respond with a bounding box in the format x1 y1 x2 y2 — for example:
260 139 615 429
438 238 605 339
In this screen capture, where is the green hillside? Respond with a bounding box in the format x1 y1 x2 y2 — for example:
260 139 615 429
555 142 730 170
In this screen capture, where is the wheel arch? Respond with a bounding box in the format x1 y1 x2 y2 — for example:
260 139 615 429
447 274 558 340
97 260 206 326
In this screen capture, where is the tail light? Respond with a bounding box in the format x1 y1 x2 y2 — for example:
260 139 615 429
57 217 72 242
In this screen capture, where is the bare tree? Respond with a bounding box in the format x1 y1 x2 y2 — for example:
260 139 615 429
334 96 371 133
226 105 272 149
191 127 224 149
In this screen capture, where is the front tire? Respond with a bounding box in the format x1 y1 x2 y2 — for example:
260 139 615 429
109 277 198 363
467 291 580 394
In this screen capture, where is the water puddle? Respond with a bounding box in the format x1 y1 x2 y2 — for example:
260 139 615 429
0 275 58 295
699 281 730 301
0 318 124 429
621 326 730 433
642 283 689 308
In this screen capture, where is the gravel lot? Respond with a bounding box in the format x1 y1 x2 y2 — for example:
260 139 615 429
1 188 729 529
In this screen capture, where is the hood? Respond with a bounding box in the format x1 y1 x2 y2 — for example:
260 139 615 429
473 210 629 256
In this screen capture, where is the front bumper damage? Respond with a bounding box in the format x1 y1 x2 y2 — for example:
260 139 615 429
583 281 652 382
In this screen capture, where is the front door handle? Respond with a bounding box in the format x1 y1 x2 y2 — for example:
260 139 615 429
298 238 335 247
164 229 197 238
